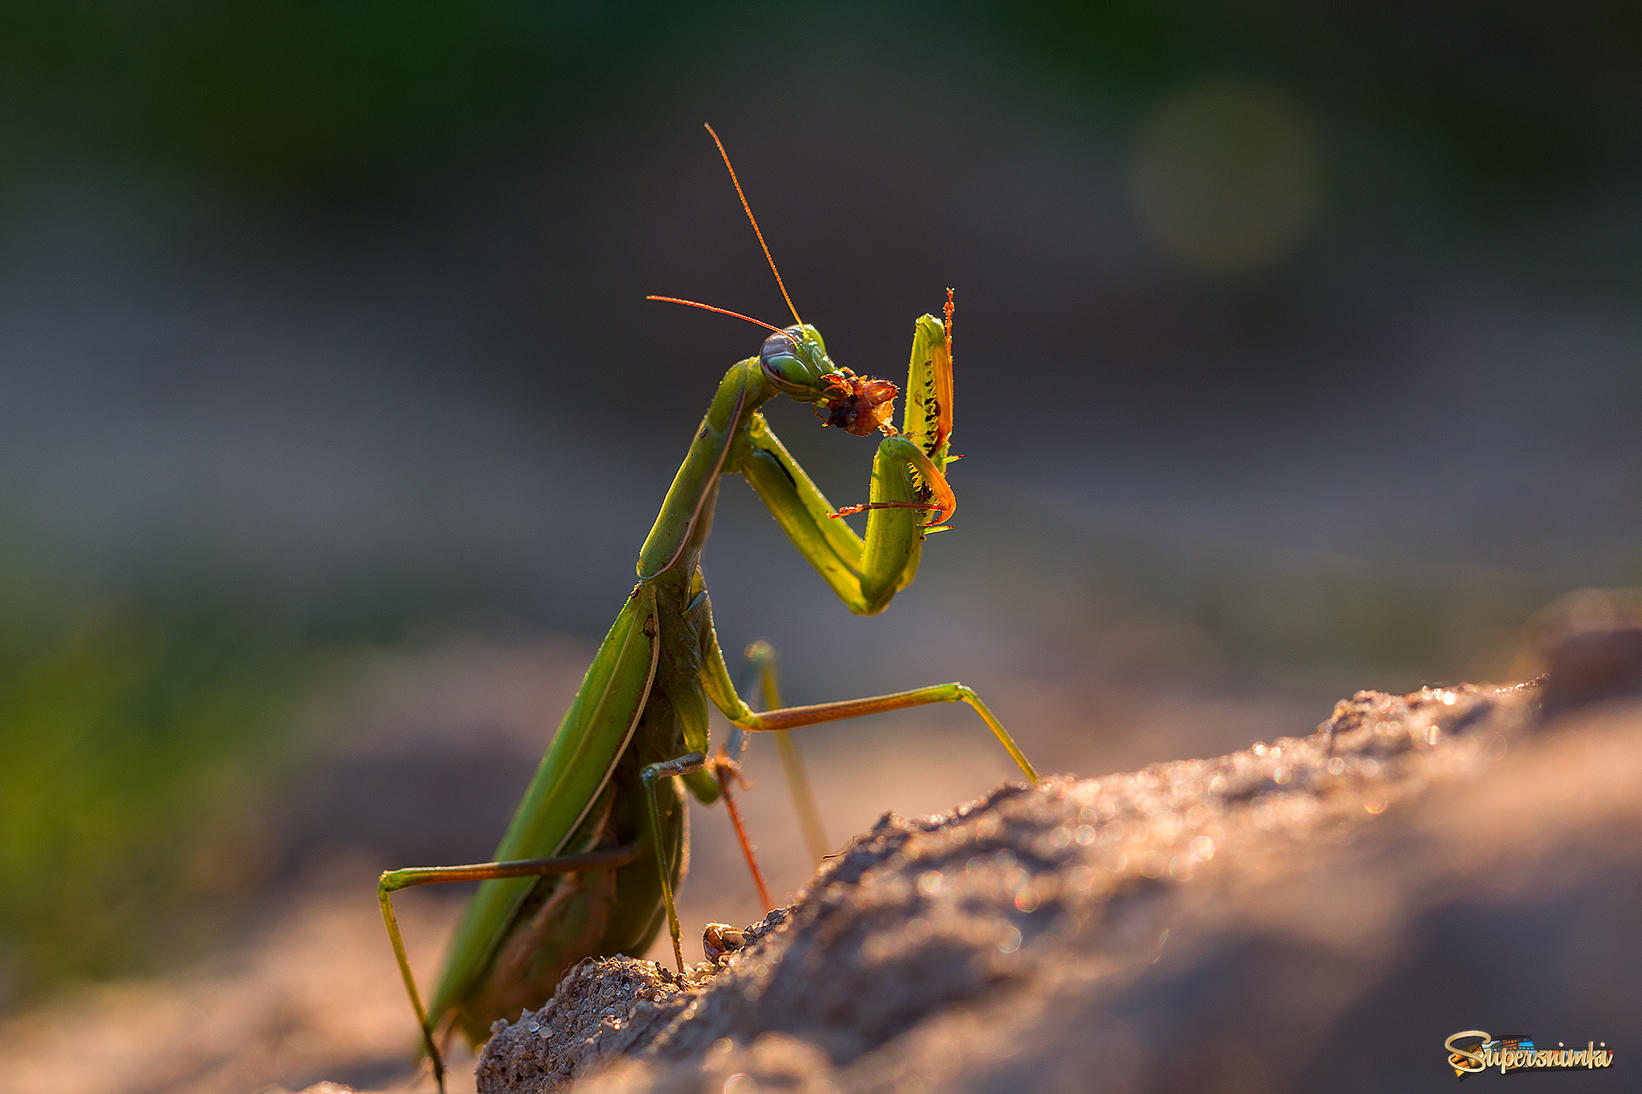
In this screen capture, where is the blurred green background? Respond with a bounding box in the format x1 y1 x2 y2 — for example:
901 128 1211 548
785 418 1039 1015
2 0 1638 1013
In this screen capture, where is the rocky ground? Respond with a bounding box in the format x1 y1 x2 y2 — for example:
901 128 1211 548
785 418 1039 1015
469 591 1642 1093
4 592 1638 1094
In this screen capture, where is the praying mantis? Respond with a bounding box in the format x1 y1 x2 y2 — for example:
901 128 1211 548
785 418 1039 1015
377 125 1040 1090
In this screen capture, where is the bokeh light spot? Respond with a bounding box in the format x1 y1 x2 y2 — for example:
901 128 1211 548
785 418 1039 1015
1131 80 1323 272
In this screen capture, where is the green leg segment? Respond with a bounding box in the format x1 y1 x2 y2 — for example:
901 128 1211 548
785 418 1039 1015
741 638 830 862
741 682 1038 782
640 751 710 973
700 631 1037 785
739 416 936 616
376 845 640 1092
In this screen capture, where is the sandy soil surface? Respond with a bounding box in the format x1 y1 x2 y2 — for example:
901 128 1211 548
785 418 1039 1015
469 591 1642 1093
476 679 1640 1093
4 593 1636 1094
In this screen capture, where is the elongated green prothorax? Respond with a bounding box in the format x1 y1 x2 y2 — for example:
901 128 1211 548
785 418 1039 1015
376 126 1037 1094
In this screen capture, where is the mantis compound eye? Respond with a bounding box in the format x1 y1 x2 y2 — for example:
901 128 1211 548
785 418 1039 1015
758 330 805 389
760 326 833 394
759 330 796 363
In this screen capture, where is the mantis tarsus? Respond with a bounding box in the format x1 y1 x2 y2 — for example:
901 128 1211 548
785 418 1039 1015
377 125 1040 1090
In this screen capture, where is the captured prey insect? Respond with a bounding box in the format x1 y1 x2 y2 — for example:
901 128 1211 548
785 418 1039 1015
377 125 1039 1090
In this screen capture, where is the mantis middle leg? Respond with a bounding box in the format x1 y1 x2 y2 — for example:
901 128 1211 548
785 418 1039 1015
645 593 1040 972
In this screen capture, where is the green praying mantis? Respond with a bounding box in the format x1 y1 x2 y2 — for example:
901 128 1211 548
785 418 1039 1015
377 125 1040 1090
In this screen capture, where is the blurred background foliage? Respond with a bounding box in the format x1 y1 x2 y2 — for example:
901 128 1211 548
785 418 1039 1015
1 0 1638 1008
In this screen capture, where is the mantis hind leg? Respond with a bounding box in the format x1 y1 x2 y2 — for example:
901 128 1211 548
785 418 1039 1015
731 639 830 862
705 639 830 917
376 845 641 1091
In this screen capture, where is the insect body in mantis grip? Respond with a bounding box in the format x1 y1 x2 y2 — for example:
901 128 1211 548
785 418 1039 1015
377 125 1038 1090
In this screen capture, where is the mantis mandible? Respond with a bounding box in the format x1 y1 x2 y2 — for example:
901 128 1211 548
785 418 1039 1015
377 125 1040 1090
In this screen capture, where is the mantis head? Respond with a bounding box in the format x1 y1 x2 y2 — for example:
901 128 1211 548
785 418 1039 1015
655 127 901 440
760 324 900 438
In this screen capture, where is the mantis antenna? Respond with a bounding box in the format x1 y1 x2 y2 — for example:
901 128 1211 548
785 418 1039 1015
646 125 807 336
703 123 803 328
645 295 789 334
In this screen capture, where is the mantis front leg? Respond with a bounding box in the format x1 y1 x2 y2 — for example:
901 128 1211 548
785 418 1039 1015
735 312 957 615
720 310 1032 867
738 419 940 614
